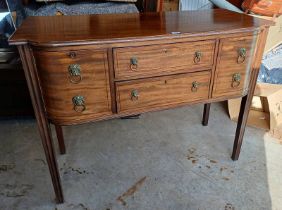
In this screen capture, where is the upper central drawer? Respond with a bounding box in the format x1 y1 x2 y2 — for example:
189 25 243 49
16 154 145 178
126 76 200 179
113 40 216 80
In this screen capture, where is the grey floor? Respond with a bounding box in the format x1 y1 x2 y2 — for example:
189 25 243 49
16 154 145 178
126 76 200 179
0 103 281 210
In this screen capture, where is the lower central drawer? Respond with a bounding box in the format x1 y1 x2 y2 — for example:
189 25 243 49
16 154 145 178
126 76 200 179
116 71 211 114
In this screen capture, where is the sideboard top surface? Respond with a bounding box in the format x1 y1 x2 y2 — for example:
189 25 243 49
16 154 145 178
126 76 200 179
9 9 273 46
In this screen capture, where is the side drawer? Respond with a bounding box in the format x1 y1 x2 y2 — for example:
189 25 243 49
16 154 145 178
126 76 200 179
114 40 216 80
33 49 112 124
116 71 211 114
212 35 258 98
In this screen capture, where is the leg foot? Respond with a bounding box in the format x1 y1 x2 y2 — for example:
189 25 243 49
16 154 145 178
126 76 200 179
55 125 66 155
231 95 250 161
44 124 64 203
120 114 141 119
202 103 211 126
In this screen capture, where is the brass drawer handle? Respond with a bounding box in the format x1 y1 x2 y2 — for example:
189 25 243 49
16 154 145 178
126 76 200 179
232 73 241 88
130 57 138 71
72 95 86 112
194 51 202 64
191 81 200 92
68 64 82 84
237 48 246 64
131 90 139 101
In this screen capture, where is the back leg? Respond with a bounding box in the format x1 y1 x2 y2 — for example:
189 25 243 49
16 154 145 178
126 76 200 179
202 103 211 126
55 125 66 154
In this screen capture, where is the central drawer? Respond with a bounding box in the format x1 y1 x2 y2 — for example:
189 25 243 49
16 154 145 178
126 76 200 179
113 40 216 80
116 71 211 114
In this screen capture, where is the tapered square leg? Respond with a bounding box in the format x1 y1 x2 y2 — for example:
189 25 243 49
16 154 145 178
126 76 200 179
18 45 64 203
55 125 66 154
202 103 211 126
231 95 251 160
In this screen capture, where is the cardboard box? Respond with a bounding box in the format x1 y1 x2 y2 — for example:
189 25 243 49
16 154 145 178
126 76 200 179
164 0 179 11
228 83 282 132
252 14 282 52
265 15 282 52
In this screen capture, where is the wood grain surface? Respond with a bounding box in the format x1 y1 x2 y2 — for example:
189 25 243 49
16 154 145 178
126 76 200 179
116 71 211 113
9 10 273 46
114 40 215 80
33 49 112 124
212 35 258 98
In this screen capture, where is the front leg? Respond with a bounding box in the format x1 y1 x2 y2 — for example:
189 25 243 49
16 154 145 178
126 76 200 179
202 103 211 126
18 45 64 203
55 125 66 155
231 94 251 160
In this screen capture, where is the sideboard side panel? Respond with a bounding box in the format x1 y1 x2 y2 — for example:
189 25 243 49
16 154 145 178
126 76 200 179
231 27 270 160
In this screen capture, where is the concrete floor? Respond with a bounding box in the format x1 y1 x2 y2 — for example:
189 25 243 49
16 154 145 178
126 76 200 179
0 103 281 210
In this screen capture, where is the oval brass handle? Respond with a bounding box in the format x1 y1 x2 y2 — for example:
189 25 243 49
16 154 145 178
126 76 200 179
68 64 82 84
237 48 246 64
191 81 200 92
231 73 241 88
194 51 202 64
72 95 86 112
131 90 139 101
130 57 138 71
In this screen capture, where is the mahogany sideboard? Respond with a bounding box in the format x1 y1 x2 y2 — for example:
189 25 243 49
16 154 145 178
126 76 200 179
9 10 273 203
